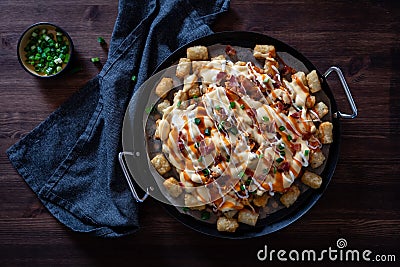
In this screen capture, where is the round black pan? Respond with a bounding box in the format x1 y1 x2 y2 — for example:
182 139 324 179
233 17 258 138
141 31 341 239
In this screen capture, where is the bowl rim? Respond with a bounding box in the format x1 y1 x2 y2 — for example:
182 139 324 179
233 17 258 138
17 22 74 78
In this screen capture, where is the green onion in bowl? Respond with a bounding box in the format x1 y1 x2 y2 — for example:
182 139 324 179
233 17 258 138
17 22 74 78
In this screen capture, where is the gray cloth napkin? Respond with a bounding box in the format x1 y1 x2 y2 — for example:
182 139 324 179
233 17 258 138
7 0 229 237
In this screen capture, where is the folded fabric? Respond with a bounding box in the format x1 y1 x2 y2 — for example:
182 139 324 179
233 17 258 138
7 0 229 237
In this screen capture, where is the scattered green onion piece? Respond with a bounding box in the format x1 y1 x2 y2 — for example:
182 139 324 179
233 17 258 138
198 156 203 162
280 151 286 156
238 171 245 178
177 100 181 108
240 184 246 191
145 105 154 114
278 144 285 150
182 207 189 212
230 101 236 109
273 166 277 174
97 36 105 44
202 169 210 176
245 177 252 186
258 153 264 159
215 105 221 110
304 150 310 156
201 211 210 220
91 57 100 63
204 127 211 136
276 158 284 163
240 104 245 110
262 116 269 122
194 118 201 125
279 125 286 131
131 75 137 82
226 155 230 162
263 169 268 174
287 135 293 141
194 142 200 149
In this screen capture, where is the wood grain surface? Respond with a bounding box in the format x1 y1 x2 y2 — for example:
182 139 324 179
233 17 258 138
0 1 399 266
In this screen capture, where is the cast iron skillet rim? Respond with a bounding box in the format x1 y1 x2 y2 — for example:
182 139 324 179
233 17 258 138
149 31 341 239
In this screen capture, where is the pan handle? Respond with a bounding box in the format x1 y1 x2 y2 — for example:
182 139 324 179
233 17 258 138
323 66 358 119
118 152 150 202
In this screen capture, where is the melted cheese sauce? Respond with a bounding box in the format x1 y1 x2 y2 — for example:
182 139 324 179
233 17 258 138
157 58 321 210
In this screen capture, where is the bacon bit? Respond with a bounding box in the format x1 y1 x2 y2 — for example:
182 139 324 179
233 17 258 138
214 154 225 165
225 45 237 57
199 141 215 155
291 143 301 152
302 132 313 140
290 111 301 119
216 71 227 83
275 101 284 111
178 141 186 153
277 162 290 172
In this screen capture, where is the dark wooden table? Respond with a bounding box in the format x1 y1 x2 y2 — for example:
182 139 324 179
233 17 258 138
1 1 399 266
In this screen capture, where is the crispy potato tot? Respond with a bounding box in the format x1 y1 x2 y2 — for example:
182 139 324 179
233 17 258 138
238 209 259 226
310 150 326 169
217 217 239 232
176 58 191 79
155 77 174 98
301 171 323 189
318 121 333 144
313 102 329 119
151 154 171 175
187 46 208 60
280 185 300 208
306 70 322 93
253 44 276 59
163 177 183 198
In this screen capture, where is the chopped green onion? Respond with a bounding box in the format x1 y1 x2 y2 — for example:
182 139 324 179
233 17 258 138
194 142 200 149
215 105 221 110
204 127 211 136
240 184 246 191
177 100 181 108
201 210 210 220
304 150 310 156
263 77 270 83
240 104 245 110
258 153 264 159
273 166 277 174
276 158 284 163
280 151 286 156
279 125 286 131
97 36 105 44
245 177 252 185
198 156 203 162
230 101 236 109
91 57 100 63
194 118 201 125
202 169 210 176
262 116 269 122
131 75 137 82
182 207 189 212
145 105 154 114
238 171 245 178
287 135 293 141
226 155 230 162
263 168 268 174
278 144 285 150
